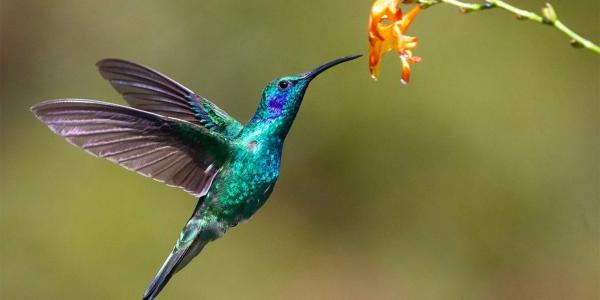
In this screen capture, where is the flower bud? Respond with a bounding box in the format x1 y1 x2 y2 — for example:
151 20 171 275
541 3 557 22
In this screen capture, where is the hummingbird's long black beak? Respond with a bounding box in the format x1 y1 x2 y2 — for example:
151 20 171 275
303 54 362 81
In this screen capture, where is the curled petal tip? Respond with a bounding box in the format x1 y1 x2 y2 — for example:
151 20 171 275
409 56 422 63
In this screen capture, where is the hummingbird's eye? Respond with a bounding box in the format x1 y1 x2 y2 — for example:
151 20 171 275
277 80 290 91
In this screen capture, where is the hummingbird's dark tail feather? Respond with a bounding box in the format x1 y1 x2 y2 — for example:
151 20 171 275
142 239 208 300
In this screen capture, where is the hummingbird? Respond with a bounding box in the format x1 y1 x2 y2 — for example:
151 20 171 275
31 54 361 299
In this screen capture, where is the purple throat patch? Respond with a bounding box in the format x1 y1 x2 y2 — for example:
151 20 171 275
267 95 286 115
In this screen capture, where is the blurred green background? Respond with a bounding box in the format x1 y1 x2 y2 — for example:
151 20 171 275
1 0 598 299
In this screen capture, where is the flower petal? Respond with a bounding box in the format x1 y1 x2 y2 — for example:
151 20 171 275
400 55 411 84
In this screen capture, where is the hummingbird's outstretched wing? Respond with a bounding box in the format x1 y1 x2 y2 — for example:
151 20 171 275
32 99 232 197
96 58 243 137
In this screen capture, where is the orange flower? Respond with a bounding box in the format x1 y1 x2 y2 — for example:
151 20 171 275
368 0 422 84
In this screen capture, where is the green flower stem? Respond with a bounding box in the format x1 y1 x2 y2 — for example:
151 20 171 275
417 0 600 54
434 0 492 11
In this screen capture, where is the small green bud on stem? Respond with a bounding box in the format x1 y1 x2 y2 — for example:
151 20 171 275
541 3 557 23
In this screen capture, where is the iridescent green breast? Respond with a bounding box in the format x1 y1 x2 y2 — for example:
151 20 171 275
202 135 282 225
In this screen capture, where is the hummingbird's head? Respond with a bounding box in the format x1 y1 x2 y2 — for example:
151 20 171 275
252 54 362 137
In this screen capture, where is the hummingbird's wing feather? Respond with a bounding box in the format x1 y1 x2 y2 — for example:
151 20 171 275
96 59 243 137
31 99 231 197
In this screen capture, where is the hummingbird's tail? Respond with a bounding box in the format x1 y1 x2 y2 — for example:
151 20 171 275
142 238 208 300
142 212 225 300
